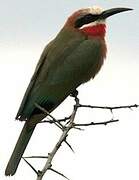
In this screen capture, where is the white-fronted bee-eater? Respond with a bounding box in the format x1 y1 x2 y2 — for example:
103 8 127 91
5 6 132 176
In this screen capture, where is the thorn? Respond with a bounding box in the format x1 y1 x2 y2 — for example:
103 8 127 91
23 156 48 159
50 168 70 180
64 140 75 153
22 157 38 175
109 108 113 114
129 107 133 111
73 126 85 131
34 103 64 130
65 120 70 126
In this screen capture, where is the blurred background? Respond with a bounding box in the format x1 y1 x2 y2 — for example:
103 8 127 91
0 0 139 180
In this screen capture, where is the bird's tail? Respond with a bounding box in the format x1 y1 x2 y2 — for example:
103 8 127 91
5 121 36 176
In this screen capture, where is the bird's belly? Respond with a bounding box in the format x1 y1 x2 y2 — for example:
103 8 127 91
82 56 104 83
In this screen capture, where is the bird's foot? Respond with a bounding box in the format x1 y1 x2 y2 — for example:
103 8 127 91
70 90 78 98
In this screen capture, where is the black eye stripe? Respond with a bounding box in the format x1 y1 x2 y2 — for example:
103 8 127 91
75 14 100 28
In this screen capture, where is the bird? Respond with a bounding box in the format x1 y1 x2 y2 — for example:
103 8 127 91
5 6 132 176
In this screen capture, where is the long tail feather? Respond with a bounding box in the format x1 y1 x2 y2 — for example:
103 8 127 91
5 121 36 176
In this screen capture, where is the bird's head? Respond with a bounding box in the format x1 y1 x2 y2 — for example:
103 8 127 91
65 6 132 37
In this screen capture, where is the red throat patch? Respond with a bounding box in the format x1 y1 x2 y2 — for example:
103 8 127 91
80 24 106 37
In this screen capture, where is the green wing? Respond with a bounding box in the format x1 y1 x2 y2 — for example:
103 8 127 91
16 30 103 120
16 30 85 120
16 41 53 119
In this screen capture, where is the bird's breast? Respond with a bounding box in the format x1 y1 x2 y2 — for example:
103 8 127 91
81 37 107 83
80 24 106 37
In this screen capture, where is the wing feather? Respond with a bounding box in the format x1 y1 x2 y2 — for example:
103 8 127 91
16 31 86 120
16 30 104 120
16 41 53 119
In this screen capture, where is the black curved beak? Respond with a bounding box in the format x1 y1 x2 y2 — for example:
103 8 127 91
75 7 133 28
100 7 133 19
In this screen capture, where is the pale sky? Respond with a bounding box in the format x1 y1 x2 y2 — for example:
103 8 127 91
0 1 139 180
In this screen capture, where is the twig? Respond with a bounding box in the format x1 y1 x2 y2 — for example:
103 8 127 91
78 104 139 110
34 103 64 129
36 96 79 180
23 156 48 159
40 116 71 124
22 157 38 175
24 98 138 179
74 119 119 127
57 116 71 122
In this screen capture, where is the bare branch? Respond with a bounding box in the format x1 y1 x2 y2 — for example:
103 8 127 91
36 95 79 180
22 95 138 180
23 156 48 159
78 104 139 110
22 157 38 175
74 119 119 127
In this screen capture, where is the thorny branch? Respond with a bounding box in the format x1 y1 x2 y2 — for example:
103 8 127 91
39 104 139 125
23 95 139 180
78 104 139 114
40 116 71 124
35 95 79 180
74 119 119 127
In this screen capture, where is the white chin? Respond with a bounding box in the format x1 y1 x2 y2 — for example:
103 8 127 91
80 20 106 29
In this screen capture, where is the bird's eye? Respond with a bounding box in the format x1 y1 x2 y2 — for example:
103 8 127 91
75 14 100 28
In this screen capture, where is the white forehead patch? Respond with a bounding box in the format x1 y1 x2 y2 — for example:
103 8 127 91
88 6 103 14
